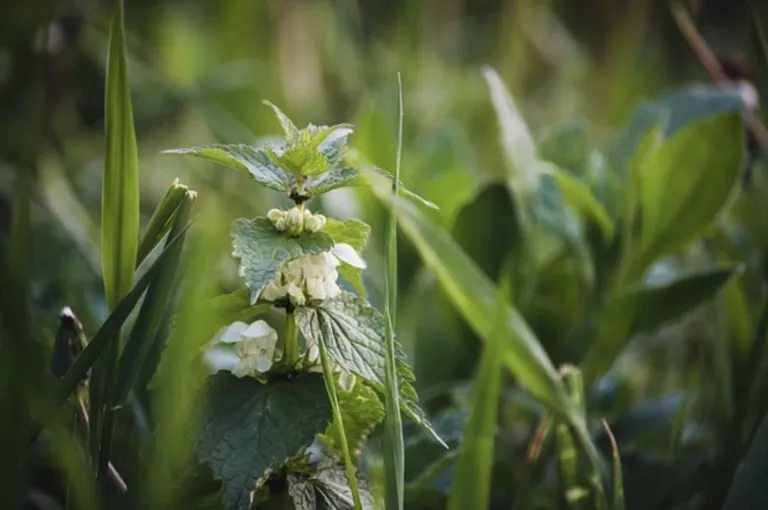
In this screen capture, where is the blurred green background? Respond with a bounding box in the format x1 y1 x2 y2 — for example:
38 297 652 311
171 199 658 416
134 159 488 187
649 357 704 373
4 1 768 509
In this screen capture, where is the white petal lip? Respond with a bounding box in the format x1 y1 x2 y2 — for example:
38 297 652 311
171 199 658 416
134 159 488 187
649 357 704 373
218 321 250 343
331 243 366 269
242 319 276 340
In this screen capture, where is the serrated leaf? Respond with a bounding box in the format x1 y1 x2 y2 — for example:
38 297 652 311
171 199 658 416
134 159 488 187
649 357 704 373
288 459 375 510
164 144 295 193
295 292 444 446
288 474 317 510
232 217 334 300
263 100 300 144
197 372 332 510
318 128 354 166
265 143 331 177
321 381 385 458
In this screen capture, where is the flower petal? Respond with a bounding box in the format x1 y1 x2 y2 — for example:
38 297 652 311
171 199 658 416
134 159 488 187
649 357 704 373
331 243 366 269
218 321 250 343
242 320 276 340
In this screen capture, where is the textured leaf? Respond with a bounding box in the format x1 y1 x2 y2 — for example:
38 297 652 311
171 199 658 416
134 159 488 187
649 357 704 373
318 128 353 167
164 144 295 193
323 370 385 459
287 459 375 510
265 143 331 177
627 112 744 280
287 474 317 510
295 292 444 446
197 373 332 510
232 217 334 300
306 167 359 196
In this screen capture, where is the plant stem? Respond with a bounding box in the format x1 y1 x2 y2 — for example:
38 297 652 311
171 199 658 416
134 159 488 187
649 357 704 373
317 335 363 510
284 312 299 368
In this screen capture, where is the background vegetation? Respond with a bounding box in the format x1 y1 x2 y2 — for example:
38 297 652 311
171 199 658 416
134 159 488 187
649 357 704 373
4 0 768 509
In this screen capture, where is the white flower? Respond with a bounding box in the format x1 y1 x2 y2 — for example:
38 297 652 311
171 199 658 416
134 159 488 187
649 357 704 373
285 207 305 235
330 243 366 269
305 213 326 233
267 208 284 223
217 320 279 378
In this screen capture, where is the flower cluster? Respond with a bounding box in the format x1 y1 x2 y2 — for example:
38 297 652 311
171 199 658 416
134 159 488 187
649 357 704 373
268 206 326 236
259 244 365 306
216 320 280 377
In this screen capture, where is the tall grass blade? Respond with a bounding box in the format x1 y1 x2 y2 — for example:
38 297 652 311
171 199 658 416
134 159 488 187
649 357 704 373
602 419 625 510
447 271 509 510
92 0 140 484
114 188 195 404
382 72 406 510
136 178 187 266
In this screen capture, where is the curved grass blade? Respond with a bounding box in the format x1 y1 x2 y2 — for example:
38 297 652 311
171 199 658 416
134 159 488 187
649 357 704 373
136 178 187 266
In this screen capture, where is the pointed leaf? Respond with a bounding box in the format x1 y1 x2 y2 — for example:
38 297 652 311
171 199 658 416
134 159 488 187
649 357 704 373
263 100 300 144
164 144 295 193
196 373 332 510
136 179 188 266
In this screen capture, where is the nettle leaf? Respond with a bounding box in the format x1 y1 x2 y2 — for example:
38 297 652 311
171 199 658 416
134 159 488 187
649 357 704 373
263 100 300 144
321 381 385 458
287 459 375 510
324 218 371 296
164 144 295 193
232 217 334 301
265 143 332 177
318 128 353 167
295 291 445 446
196 372 332 510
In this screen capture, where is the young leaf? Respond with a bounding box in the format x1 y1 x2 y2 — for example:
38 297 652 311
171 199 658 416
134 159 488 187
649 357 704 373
447 272 508 510
263 100 300 144
232 217 334 301
295 291 445 447
164 144 295 193
136 178 188 266
551 168 614 240
196 373 332 510
101 0 139 311
626 112 744 281
320 381 385 458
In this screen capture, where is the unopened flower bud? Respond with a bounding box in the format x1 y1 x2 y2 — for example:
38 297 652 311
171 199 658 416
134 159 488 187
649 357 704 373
267 208 284 223
305 213 326 233
285 207 305 236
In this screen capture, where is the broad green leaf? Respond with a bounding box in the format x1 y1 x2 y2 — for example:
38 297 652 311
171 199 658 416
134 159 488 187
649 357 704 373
447 272 508 510
582 266 739 384
196 372 332 510
538 118 592 177
164 144 294 193
101 0 139 311
263 100 300 144
722 413 768 510
265 143 332 177
58 226 190 401
552 168 614 240
318 127 354 167
287 459 375 510
321 381 385 458
628 112 744 280
231 217 334 301
295 291 444 446
324 218 371 296
115 190 195 404
136 178 188 266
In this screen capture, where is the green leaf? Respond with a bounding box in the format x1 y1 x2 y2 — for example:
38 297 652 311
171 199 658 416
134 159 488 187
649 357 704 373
321 381 385 458
295 292 444 447
447 272 508 510
722 412 768 510
196 372 332 510
287 459 375 510
115 190 195 404
265 143 332 177
582 265 739 383
551 168 614 240
318 127 353 167
164 144 294 193
136 179 188 266
263 100 300 144
626 112 744 281
538 117 592 177
232 217 334 301
101 0 139 311
58 226 190 402
324 218 371 296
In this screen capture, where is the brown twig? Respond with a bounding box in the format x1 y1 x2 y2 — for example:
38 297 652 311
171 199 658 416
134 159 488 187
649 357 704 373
671 2 767 147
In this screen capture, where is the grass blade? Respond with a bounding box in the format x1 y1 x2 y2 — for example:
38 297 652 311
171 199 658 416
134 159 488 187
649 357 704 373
382 72 406 510
114 187 195 405
447 271 509 510
93 0 140 484
602 419 625 510
136 178 187 266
